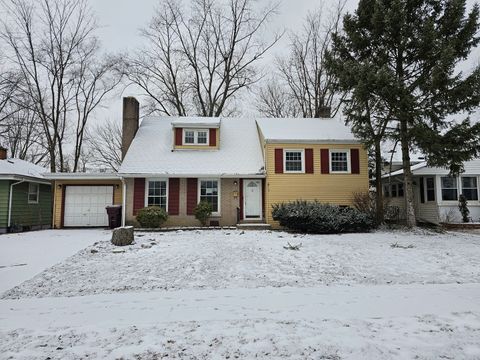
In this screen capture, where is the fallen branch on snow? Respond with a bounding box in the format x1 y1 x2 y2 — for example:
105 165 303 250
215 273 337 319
283 242 302 250
391 242 415 249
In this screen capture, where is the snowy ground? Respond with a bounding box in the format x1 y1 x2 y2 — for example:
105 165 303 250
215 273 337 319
1 229 480 359
0 229 108 293
3 229 480 299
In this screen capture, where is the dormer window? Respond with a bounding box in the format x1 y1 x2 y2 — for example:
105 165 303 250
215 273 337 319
184 129 209 145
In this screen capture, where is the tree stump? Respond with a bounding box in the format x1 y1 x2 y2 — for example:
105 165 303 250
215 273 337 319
111 226 134 246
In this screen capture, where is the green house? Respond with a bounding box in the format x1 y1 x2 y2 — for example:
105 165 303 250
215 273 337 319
0 156 52 233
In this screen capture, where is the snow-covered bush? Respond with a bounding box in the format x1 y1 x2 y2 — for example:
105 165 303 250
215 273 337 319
272 201 374 234
136 206 168 228
194 201 213 226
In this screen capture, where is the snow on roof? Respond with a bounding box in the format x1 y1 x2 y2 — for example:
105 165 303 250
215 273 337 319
0 158 48 180
383 158 480 177
119 116 265 177
381 140 426 164
171 117 221 128
256 116 358 143
382 162 428 178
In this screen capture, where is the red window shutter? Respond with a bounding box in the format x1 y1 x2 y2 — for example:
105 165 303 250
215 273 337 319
168 178 180 215
320 149 330 174
133 178 146 215
351 149 360 174
305 148 314 173
239 179 244 220
209 128 217 146
274 149 283 173
186 178 198 215
175 128 183 146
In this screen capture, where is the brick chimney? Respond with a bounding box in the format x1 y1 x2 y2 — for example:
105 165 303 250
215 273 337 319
318 106 332 118
0 146 7 160
122 97 139 159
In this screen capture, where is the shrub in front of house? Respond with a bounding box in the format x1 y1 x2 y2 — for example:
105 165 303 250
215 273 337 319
271 201 374 234
194 201 213 226
458 194 470 223
136 206 168 228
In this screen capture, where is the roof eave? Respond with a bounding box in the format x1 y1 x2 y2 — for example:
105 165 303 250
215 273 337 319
118 172 266 179
264 139 361 145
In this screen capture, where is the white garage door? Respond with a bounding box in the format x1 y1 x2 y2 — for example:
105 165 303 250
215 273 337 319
64 186 114 227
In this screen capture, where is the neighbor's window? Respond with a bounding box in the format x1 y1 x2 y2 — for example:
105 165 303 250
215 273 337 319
28 183 39 204
441 176 458 201
284 150 304 173
426 177 435 201
199 180 219 213
461 177 478 201
384 185 390 197
398 183 404 197
147 180 167 209
330 150 349 173
183 129 209 145
391 184 397 197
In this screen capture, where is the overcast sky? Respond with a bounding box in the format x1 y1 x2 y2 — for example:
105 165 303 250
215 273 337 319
87 0 360 123
88 0 479 125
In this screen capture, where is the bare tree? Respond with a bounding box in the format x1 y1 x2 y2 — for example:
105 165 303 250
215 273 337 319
119 0 281 117
85 118 122 172
256 78 300 118
3 101 49 164
1 0 119 172
257 1 346 118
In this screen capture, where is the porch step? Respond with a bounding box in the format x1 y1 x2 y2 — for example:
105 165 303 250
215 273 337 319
236 223 272 230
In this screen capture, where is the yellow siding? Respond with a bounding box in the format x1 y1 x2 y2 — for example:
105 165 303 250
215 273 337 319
53 180 123 228
264 143 369 227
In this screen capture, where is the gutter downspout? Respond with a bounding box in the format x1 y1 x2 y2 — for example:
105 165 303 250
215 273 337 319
121 178 126 227
8 180 25 229
52 181 56 229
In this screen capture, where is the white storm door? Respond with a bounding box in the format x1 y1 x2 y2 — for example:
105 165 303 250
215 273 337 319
64 186 113 227
244 179 262 219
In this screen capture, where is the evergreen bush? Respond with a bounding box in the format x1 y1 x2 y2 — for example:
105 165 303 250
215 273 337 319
136 206 168 228
272 201 374 234
194 201 213 226
458 194 470 223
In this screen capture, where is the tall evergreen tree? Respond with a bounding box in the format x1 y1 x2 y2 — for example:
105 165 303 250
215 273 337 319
328 0 480 226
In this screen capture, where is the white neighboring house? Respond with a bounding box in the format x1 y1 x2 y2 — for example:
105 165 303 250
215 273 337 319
382 159 480 224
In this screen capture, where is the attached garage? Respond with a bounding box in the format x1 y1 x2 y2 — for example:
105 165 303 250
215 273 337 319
64 186 114 227
46 173 123 229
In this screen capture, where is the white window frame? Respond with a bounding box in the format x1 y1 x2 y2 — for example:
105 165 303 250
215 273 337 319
27 182 39 204
461 176 479 203
183 129 209 146
440 176 459 203
283 149 305 174
329 149 351 174
198 178 221 216
145 178 169 210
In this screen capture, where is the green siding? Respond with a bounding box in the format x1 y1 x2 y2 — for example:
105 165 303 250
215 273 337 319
0 181 10 228
10 182 52 230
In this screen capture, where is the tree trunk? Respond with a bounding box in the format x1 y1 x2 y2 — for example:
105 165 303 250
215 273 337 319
400 120 416 227
374 141 384 225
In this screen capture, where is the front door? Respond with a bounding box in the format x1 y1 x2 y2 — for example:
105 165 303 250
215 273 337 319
244 179 262 219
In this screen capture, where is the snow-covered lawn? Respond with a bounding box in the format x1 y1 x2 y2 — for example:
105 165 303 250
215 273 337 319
1 229 480 359
3 229 480 299
0 229 108 294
